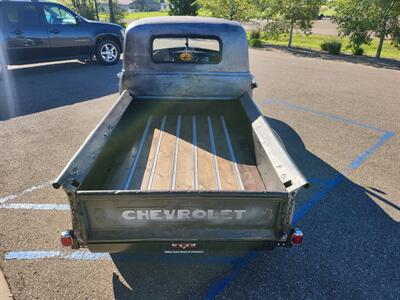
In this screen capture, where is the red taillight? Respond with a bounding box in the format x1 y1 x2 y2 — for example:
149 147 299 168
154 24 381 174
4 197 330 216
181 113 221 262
60 230 73 247
291 228 304 245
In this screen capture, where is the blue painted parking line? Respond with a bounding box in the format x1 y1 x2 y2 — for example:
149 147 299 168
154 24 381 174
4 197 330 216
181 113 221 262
292 174 344 225
205 251 258 300
204 99 395 299
307 177 336 185
264 98 395 171
349 131 395 170
264 99 387 133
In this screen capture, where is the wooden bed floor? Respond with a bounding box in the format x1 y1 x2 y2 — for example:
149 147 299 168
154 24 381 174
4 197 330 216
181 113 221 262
104 114 266 192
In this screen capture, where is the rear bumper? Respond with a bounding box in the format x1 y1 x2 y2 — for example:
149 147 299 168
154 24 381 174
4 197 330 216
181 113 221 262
87 240 280 253
62 228 301 253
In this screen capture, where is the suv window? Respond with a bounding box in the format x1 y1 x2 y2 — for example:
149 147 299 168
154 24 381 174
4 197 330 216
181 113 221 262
43 4 77 25
5 3 40 26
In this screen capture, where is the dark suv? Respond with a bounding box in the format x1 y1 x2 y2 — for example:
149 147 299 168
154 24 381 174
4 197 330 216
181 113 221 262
0 0 124 69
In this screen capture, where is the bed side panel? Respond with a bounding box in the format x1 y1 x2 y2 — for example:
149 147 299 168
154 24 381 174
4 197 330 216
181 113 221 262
239 93 309 193
53 91 134 193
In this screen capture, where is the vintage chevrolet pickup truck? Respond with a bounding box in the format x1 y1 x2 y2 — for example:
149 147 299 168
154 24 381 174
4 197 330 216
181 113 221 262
54 17 309 253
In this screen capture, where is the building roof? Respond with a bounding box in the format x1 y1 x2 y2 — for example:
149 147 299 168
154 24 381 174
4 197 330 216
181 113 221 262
130 16 241 27
110 0 132 5
130 0 160 3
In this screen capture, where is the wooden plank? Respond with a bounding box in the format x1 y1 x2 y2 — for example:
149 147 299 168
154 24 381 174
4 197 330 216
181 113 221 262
171 115 181 190
220 116 244 190
211 116 239 191
237 163 266 191
207 116 222 190
227 118 266 191
196 116 217 190
151 116 178 190
175 116 195 190
146 116 167 190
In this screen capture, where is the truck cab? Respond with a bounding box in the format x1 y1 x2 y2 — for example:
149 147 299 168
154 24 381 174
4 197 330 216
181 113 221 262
54 17 308 253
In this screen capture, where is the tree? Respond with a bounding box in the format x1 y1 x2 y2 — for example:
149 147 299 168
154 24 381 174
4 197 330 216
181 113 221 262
333 0 400 58
97 0 126 26
169 0 199 16
108 0 115 23
61 0 97 19
260 0 324 48
196 0 254 21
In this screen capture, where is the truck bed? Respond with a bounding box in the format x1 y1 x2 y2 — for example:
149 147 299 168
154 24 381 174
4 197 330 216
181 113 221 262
85 100 266 192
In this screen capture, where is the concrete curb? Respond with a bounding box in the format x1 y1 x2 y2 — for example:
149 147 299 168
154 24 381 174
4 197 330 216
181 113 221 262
0 268 12 299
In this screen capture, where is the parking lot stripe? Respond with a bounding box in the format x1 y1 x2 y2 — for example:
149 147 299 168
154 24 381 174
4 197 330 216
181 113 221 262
0 180 52 204
349 131 395 170
263 99 395 171
6 251 61 260
292 174 345 225
4 251 245 265
205 251 258 300
0 203 69 210
264 99 388 133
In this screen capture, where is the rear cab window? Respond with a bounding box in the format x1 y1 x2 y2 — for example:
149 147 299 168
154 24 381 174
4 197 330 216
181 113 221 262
152 36 222 64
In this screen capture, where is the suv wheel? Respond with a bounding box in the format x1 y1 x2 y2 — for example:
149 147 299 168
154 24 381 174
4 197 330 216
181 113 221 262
95 40 120 65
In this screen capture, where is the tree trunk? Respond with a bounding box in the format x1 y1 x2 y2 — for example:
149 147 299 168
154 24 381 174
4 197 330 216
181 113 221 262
108 0 115 23
230 0 235 20
288 19 294 48
376 18 387 59
376 35 384 59
94 0 99 20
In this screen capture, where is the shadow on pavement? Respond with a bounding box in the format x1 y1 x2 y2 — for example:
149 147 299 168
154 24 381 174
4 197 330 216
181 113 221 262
0 60 121 121
259 44 400 71
110 117 398 299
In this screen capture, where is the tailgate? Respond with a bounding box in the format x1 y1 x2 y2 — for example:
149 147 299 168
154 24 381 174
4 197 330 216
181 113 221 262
76 191 288 249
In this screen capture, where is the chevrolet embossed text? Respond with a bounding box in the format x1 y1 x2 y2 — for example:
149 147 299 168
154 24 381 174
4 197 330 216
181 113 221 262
122 209 247 221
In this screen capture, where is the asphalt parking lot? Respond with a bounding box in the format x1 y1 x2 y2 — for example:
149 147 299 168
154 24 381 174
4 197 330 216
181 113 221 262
0 49 399 299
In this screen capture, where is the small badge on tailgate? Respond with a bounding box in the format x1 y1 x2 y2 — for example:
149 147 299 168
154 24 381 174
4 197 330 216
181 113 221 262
172 243 197 250
164 243 203 254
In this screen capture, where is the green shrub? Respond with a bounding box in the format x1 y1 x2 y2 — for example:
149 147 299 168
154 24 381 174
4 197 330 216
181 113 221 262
249 39 262 48
320 39 342 55
352 47 364 56
249 30 261 40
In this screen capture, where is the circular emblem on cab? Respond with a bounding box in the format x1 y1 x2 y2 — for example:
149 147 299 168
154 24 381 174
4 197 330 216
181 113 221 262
179 52 193 62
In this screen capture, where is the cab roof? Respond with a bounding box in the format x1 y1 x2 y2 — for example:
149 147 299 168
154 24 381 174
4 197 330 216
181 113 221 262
123 16 249 73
